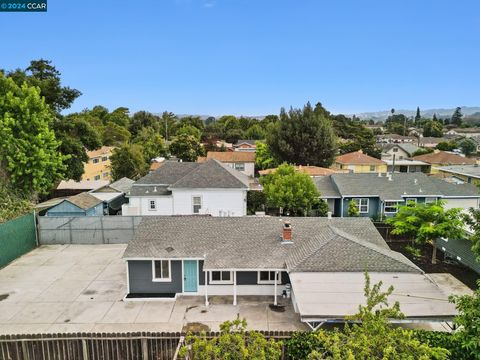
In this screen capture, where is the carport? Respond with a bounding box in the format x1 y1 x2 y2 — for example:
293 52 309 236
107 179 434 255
289 272 457 330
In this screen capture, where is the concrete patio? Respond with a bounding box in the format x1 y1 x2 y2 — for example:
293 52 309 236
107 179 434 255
0 245 305 334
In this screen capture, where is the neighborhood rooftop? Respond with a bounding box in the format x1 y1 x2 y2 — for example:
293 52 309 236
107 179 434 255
438 164 480 179
197 151 256 163
335 150 386 165
123 216 420 273
412 151 477 165
65 192 102 210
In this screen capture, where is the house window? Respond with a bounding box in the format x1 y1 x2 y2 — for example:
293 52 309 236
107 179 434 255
257 271 280 284
234 163 245 171
209 271 233 284
152 260 171 282
92 158 100 164
102 156 108 162
149 200 157 210
192 196 202 214
353 198 369 213
405 198 417 205
425 198 437 204
369 165 376 172
384 201 399 214
94 175 101 180
103 172 109 178
392 147 398 152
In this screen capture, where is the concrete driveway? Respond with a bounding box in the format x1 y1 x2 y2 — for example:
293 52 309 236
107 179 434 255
0 245 305 334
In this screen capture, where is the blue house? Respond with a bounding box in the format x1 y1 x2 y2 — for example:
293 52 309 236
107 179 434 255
46 192 104 217
315 172 480 219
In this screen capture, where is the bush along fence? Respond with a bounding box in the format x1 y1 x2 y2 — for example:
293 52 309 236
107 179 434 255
0 212 37 268
0 331 293 360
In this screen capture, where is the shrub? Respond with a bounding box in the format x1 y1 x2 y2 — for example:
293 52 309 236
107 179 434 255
412 330 467 360
404 245 422 259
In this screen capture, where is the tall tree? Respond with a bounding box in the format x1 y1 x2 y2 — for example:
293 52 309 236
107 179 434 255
255 142 277 170
260 163 321 216
169 134 204 162
102 122 131 146
387 201 465 264
267 102 337 167
5 59 81 112
129 111 160 136
451 107 463 126
110 144 149 180
463 208 480 262
458 138 477 156
0 74 66 195
415 106 421 124
132 126 167 162
423 120 443 137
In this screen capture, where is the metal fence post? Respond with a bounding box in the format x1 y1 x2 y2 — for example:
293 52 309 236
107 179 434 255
82 339 89 360
142 337 148 360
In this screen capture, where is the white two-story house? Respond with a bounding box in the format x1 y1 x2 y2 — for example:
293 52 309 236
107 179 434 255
122 159 249 216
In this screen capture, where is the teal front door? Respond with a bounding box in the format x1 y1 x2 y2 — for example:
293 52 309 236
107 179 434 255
183 260 198 292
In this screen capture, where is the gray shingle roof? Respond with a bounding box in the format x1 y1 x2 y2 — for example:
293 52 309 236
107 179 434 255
317 172 479 201
66 192 102 210
314 176 341 198
438 165 480 179
135 161 200 185
109 177 135 193
123 217 421 273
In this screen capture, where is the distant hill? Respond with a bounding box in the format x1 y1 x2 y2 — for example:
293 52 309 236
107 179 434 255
352 106 480 121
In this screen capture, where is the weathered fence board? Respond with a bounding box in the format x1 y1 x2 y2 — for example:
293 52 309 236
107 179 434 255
38 216 143 245
0 331 292 360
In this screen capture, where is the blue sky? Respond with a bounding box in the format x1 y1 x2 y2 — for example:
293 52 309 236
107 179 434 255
1 0 480 116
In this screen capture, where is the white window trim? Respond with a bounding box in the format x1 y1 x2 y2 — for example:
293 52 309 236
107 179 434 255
209 271 233 285
234 163 245 171
148 199 157 211
354 198 369 213
192 195 202 214
257 271 280 284
384 201 399 214
152 260 172 282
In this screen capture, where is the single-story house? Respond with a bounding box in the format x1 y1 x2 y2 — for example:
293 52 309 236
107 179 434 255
384 159 431 174
259 166 348 177
91 177 135 215
233 140 257 152
412 151 477 174
332 150 387 174
123 159 250 217
123 217 456 328
315 172 480 218
437 165 480 186
54 179 109 198
45 192 103 217
197 151 256 177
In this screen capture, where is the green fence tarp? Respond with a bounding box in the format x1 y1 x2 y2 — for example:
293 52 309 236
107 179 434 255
0 212 37 268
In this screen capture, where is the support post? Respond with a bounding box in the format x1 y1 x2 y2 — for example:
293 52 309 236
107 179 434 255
274 271 278 306
233 271 237 305
205 270 209 306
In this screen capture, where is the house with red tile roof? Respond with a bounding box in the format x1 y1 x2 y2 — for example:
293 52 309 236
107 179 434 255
332 150 387 173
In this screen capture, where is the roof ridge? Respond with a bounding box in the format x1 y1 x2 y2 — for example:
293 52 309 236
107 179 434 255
328 225 422 273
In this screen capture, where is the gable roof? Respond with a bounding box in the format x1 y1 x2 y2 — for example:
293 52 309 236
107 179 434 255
86 146 115 158
317 172 479 201
234 140 257 146
65 192 102 210
123 217 421 274
109 177 135 193
335 151 386 165
412 151 476 165
201 151 256 163
381 143 419 156
135 161 200 185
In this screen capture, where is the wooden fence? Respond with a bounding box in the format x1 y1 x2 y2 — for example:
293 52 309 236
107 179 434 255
372 221 409 242
0 331 293 360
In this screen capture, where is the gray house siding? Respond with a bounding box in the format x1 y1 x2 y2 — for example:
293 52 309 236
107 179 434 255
128 260 182 294
437 237 480 274
341 197 380 218
46 201 103 217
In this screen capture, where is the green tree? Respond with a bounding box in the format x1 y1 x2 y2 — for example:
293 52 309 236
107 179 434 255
260 163 320 216
169 134 204 162
129 111 161 136
179 317 282 360
244 124 266 140
178 115 204 131
423 120 443 137
110 143 149 180
102 122 131 146
5 59 81 112
106 107 130 127
451 107 463 127
160 111 177 141
255 142 278 170
307 273 449 360
132 126 167 162
176 124 202 140
0 180 33 223
450 281 480 359
415 106 421 124
348 200 360 217
385 114 410 135
387 201 465 264
267 102 337 167
225 128 244 144
436 141 457 152
0 74 66 195
411 147 434 157
463 208 480 262
458 138 477 155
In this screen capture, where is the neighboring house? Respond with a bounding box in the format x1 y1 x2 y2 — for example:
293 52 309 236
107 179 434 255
412 151 477 174
332 150 387 173
45 192 103 217
384 159 431 174
123 217 456 328
437 165 480 186
197 151 256 177
123 160 249 216
315 172 480 218
91 177 135 215
259 166 348 177
446 128 480 138
376 134 417 144
417 137 446 149
233 140 257 152
381 143 419 161
54 179 109 198
82 146 115 181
